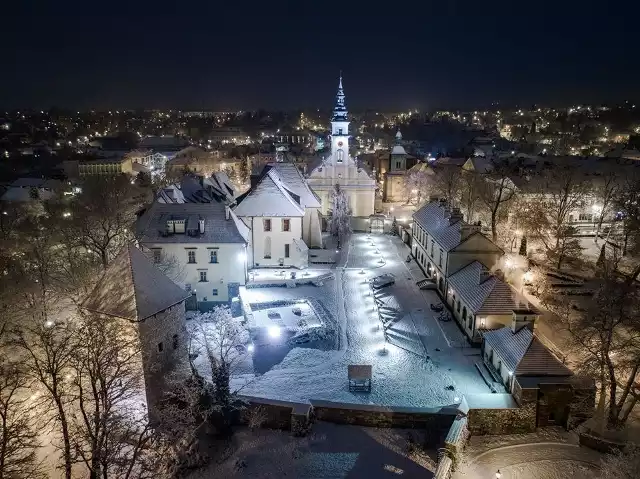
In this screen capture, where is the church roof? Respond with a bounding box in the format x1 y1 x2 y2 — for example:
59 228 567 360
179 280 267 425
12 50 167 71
81 244 189 322
266 163 321 208
391 145 407 155
234 168 305 217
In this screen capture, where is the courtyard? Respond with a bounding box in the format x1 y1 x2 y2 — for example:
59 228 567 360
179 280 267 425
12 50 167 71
227 233 502 408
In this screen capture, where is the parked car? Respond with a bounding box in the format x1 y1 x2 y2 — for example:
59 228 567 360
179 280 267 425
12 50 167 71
371 273 395 289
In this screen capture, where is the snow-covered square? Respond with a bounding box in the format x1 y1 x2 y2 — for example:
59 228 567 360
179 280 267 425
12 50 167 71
206 234 499 408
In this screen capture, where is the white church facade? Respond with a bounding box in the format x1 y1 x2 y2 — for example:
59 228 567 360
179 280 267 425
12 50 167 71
307 76 376 218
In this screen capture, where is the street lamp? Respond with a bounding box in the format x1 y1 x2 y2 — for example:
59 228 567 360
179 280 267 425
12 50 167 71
496 469 501 479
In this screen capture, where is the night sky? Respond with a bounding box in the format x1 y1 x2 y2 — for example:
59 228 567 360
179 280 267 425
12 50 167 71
2 0 637 110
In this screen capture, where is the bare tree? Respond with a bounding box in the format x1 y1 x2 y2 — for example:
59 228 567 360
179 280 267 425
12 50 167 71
13 322 76 479
69 313 164 479
70 175 146 268
478 161 518 243
328 183 351 249
403 167 431 205
593 167 620 242
0 326 43 479
431 164 462 206
521 167 590 269
543 258 640 429
459 171 482 224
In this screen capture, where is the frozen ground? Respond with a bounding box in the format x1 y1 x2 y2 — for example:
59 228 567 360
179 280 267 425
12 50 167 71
454 428 602 479
230 233 494 408
189 422 437 478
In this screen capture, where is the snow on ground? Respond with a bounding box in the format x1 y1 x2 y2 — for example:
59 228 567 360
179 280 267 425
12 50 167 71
227 234 494 408
189 422 437 479
248 268 331 283
454 428 602 479
250 302 321 332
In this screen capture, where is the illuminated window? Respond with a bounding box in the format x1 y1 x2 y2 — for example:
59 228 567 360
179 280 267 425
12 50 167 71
282 219 290 231
187 250 196 263
210 250 218 263
263 219 271 231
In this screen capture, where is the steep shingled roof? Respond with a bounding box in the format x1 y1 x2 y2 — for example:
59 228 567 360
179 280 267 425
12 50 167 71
81 244 189 322
448 261 536 316
233 168 304 217
483 327 572 377
412 201 463 251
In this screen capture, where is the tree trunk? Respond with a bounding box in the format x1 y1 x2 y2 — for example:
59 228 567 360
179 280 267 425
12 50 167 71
620 396 639 424
100 249 108 269
596 363 607 435
616 362 639 412
607 358 620 427
54 397 73 479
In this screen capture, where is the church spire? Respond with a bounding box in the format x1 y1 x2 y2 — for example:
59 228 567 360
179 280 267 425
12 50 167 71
332 73 348 122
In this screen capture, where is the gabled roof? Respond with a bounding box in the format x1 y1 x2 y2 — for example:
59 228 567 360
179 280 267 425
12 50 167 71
448 261 536 316
391 145 407 155
483 327 572 377
137 202 247 244
266 163 321 208
82 244 189 322
412 201 464 251
233 168 304 217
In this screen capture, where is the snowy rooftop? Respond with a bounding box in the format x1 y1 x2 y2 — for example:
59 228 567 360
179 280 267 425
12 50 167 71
264 163 321 208
448 261 536 316
81 244 189 322
391 145 407 155
234 168 305 217
412 201 465 251
483 327 573 378
136 202 247 244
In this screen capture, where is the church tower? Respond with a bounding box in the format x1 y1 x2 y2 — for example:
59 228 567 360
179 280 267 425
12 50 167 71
328 75 353 166
307 74 376 219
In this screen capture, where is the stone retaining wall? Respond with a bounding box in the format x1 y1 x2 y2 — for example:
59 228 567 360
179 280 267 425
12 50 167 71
467 402 537 435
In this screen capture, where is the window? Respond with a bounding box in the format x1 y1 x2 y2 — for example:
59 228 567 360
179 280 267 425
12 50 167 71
264 237 271 259
284 244 290 258
210 250 218 263
152 249 161 264
172 334 178 350
337 128 343 135
337 149 344 163
457 300 461 313
430 240 435 257
282 219 291 232
439 249 443 268
395 160 402 169
263 219 271 232
199 271 207 282
157 342 164 352
187 250 196 263
212 288 218 296
578 213 593 221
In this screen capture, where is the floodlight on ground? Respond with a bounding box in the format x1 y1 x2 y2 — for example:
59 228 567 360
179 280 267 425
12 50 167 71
268 326 281 338
45 320 54 328
247 343 255 353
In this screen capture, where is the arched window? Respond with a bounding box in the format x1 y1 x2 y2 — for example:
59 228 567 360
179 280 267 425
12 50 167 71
337 149 344 163
457 300 461 313
264 236 271 259
462 306 467 326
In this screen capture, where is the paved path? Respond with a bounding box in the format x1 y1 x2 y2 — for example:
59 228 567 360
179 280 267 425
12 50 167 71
454 442 601 479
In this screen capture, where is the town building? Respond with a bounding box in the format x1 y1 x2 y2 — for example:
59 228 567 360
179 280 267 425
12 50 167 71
482 326 594 429
136 200 249 310
234 163 320 269
447 261 539 342
81 244 190 408
307 76 376 218
411 198 503 296
0 177 61 202
382 130 416 202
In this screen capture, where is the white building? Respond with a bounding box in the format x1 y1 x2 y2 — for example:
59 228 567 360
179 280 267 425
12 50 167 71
307 76 376 218
0 177 61 202
136 201 249 309
234 166 313 269
411 198 503 296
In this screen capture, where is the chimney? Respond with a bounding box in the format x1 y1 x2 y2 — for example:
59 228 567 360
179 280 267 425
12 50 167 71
429 195 439 203
449 207 464 225
511 308 536 333
493 268 505 281
479 269 492 284
198 218 205 234
460 221 482 240
225 205 230 220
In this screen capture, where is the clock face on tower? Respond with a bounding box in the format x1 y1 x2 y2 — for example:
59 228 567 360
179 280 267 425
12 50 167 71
337 141 343 147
